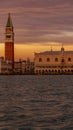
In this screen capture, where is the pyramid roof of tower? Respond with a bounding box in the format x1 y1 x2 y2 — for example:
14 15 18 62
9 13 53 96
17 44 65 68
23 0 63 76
6 13 13 27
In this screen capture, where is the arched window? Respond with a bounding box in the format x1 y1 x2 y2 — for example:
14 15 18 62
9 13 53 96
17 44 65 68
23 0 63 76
58 70 60 72
68 58 71 62
55 58 58 62
61 59 64 62
68 70 70 72
47 58 50 62
36 70 38 73
49 70 51 72
42 70 45 74
61 70 63 72
52 70 54 72
39 58 42 62
55 70 57 72
45 70 48 72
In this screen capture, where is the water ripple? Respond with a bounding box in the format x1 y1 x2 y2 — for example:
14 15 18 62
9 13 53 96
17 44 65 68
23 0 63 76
0 75 73 129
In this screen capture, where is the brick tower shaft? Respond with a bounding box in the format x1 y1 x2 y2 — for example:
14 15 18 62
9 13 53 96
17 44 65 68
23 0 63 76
5 13 14 69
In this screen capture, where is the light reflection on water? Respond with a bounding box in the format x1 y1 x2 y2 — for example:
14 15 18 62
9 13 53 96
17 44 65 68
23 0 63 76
0 75 73 130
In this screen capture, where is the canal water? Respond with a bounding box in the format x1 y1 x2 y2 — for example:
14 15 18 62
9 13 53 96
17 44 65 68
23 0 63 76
0 75 73 130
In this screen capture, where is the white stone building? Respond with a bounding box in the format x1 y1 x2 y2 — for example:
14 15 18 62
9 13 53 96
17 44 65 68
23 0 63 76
34 47 73 74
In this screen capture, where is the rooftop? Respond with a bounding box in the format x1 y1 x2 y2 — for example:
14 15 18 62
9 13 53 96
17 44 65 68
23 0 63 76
6 13 13 27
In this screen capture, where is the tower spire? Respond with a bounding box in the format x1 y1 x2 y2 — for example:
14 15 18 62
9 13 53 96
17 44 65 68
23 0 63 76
51 46 53 52
6 13 13 27
61 44 64 53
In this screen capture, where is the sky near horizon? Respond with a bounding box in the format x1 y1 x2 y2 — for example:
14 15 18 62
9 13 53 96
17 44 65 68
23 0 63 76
0 0 73 60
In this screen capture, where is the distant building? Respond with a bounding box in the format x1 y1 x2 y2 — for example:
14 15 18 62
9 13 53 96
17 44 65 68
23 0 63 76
14 58 34 74
5 13 14 69
34 47 73 74
25 58 34 74
14 59 24 74
0 57 12 74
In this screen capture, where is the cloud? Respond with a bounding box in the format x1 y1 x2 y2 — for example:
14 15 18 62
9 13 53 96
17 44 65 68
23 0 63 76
0 0 73 45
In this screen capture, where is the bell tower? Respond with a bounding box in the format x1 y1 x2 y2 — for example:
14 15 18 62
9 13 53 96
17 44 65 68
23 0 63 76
5 13 14 69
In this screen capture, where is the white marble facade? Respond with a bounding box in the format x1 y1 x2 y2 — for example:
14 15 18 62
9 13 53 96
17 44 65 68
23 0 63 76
34 47 73 74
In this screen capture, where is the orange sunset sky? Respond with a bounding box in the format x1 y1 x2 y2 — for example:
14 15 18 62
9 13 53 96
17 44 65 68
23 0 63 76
0 0 73 61
0 43 73 61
